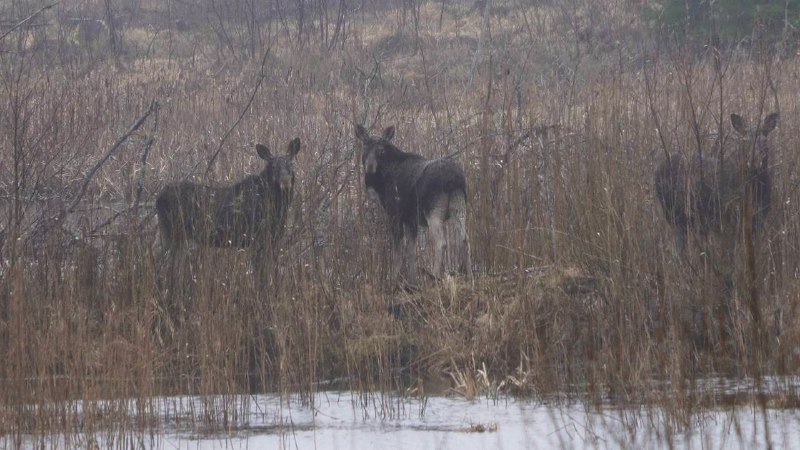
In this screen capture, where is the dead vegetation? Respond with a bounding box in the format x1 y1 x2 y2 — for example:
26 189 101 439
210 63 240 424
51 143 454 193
1 0 800 444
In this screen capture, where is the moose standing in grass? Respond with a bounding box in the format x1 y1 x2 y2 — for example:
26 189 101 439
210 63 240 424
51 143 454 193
655 112 778 249
156 137 301 268
655 112 779 352
355 125 471 290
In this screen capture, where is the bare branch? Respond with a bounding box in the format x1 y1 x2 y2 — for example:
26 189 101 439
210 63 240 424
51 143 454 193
0 2 58 43
205 47 271 177
134 103 159 211
68 100 159 213
643 54 670 161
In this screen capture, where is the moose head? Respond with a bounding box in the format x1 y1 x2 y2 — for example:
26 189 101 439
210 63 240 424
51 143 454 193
655 112 778 248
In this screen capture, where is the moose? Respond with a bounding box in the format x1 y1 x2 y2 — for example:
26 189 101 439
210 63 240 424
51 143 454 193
655 112 778 249
355 125 471 289
156 137 301 257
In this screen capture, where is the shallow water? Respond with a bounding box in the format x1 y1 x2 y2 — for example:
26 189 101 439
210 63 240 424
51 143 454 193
159 392 800 450
11 388 800 449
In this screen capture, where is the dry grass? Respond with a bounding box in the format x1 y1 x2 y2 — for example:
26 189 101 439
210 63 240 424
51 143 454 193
1 0 800 444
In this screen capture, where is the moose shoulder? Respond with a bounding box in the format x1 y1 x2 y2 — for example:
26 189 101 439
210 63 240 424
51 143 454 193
355 124 471 289
156 137 301 250
655 113 778 248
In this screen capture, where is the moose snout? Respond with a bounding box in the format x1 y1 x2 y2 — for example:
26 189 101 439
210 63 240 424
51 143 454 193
364 153 378 174
279 174 293 191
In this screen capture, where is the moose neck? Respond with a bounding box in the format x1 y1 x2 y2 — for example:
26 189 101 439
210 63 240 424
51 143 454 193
388 142 421 163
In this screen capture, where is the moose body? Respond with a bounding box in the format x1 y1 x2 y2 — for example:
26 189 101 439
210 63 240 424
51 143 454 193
655 113 778 247
156 138 300 252
356 125 471 288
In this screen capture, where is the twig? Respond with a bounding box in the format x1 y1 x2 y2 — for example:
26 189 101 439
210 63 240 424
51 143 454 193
68 100 159 213
443 149 465 159
0 2 58 42
205 47 271 177
90 207 127 235
490 129 533 188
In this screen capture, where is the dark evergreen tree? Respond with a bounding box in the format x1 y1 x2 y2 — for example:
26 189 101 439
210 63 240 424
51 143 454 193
645 0 800 51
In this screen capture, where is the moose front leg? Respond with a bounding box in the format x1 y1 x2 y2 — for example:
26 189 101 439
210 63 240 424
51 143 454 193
403 224 419 288
390 225 405 287
389 224 419 292
251 241 273 292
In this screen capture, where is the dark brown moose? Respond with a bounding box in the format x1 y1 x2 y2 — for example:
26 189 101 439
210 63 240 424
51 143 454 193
156 138 301 255
355 125 471 289
655 113 778 249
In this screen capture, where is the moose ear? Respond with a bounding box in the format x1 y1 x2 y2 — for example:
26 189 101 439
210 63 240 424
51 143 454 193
730 114 748 136
761 112 779 135
382 125 395 141
287 137 301 158
256 144 273 161
355 125 368 140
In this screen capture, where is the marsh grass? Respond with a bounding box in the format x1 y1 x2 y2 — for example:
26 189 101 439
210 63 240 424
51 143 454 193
2 0 800 445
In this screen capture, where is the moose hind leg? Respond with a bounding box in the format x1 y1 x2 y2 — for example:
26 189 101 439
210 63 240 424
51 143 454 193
426 194 449 278
428 217 445 278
